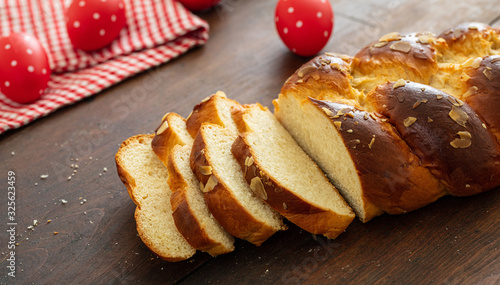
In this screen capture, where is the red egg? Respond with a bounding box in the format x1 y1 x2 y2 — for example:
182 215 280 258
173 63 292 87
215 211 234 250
66 0 127 51
0 33 51 104
177 0 221 12
275 0 334 57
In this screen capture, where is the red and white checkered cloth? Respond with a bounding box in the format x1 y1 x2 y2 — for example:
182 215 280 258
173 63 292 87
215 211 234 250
0 0 209 134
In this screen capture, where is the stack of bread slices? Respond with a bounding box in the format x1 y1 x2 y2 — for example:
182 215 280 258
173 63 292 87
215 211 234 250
116 22 500 261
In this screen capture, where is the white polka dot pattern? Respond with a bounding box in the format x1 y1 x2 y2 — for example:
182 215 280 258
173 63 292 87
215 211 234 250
275 0 334 56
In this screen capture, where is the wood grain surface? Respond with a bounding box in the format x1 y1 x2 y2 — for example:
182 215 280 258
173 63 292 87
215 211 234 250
1 0 499 284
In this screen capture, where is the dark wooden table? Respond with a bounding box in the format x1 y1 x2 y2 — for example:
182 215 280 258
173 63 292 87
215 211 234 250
1 0 499 284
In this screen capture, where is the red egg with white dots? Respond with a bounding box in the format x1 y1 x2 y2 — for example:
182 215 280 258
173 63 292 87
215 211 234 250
275 0 334 57
66 0 127 52
0 33 51 104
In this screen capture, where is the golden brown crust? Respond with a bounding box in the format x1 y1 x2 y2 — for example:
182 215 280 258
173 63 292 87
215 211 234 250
283 54 353 95
189 125 280 246
351 32 438 85
309 98 447 214
151 113 191 166
231 134 354 239
366 81 500 196
185 93 244 138
462 55 500 142
167 145 233 256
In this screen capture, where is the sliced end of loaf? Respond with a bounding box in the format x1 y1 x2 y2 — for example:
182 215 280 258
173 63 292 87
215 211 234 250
168 144 235 256
115 134 195 261
274 93 384 222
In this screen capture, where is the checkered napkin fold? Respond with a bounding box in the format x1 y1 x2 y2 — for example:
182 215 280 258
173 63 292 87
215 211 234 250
0 0 209 134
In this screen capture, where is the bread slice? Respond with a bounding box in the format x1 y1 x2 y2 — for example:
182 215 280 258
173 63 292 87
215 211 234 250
190 124 285 246
231 104 355 239
186 91 244 137
115 134 196 261
167 144 235 256
152 112 194 167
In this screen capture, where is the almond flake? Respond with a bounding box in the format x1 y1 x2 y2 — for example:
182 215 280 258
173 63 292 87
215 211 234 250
282 202 288 210
428 117 434 123
390 41 412 53
404 117 417 127
322 107 334 117
161 112 170 122
155 121 169 135
201 96 211 103
298 65 317 77
471 57 483 69
203 175 218 193
482 123 487 129
483 68 493 81
447 96 463 107
463 86 478 98
412 100 422 109
462 58 475 68
393 78 407 89
417 35 431 44
448 106 469 127
461 73 471 82
199 165 213 176
330 62 342 71
368 136 376 149
334 121 342 131
215 91 227 98
379 32 401 42
436 94 444 100
245 156 254 167
450 131 472 148
374 41 389 48
250 177 267 200
363 113 369 120
350 139 361 149
347 129 353 133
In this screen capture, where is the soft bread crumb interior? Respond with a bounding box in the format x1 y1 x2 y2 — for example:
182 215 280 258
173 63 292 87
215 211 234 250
202 125 283 230
170 114 194 144
172 145 234 248
243 106 353 215
118 136 195 258
218 99 241 135
275 95 369 220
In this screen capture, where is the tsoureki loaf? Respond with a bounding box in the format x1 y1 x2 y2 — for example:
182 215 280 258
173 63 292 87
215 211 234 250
275 22 500 222
117 22 500 261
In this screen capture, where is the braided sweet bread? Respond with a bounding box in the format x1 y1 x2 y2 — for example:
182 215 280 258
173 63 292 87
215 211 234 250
274 22 500 222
